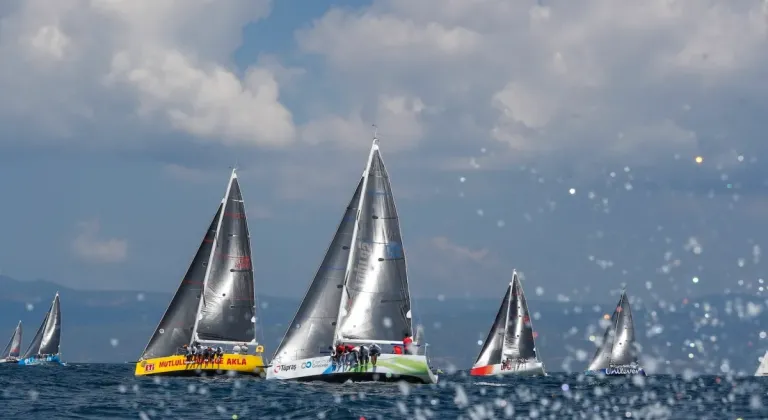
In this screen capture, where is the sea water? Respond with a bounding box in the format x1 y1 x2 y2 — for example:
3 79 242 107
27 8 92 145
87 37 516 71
1 364 767 419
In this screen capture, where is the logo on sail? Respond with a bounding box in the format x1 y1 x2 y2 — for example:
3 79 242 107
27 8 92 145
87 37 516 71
234 255 251 270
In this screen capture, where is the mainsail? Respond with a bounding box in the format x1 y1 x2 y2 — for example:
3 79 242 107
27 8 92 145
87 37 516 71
140 204 222 359
272 179 363 362
337 137 413 343
474 272 539 367
193 170 258 345
587 290 637 370
1 321 22 359
756 351 768 376
503 273 538 361
22 293 61 358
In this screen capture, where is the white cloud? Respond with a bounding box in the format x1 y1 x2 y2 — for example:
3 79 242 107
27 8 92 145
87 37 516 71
71 220 127 264
297 0 768 163
300 94 426 151
0 0 295 147
431 236 489 263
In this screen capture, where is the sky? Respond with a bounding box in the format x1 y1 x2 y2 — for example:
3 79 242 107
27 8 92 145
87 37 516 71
0 0 767 304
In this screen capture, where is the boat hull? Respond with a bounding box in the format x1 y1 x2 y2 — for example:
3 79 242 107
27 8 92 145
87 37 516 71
134 354 265 377
585 365 646 376
266 354 437 384
0 358 18 364
470 359 546 376
18 354 65 366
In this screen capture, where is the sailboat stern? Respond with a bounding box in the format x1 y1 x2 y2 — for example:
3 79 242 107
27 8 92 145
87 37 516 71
470 359 546 376
135 353 266 377
266 354 437 384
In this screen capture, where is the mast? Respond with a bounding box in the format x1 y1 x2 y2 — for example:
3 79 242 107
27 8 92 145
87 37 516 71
333 129 378 343
610 291 625 362
500 272 514 357
191 169 235 345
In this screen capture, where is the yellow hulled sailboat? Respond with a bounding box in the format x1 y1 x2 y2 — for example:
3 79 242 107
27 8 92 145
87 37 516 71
135 169 266 377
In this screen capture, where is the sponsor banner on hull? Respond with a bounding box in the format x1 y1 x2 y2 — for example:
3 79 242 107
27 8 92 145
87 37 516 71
267 354 431 381
18 354 64 366
135 354 265 376
584 366 646 376
470 360 545 376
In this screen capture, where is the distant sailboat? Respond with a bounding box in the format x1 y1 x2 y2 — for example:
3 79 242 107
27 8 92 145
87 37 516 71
471 271 546 376
267 130 437 384
585 289 645 376
134 169 266 377
755 351 768 376
0 321 22 364
18 293 64 366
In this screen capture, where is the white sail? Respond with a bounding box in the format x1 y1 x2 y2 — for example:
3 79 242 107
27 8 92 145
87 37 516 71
756 351 768 376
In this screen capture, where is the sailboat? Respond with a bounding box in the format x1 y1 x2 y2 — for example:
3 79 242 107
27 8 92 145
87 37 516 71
267 131 437 384
755 351 768 376
585 289 645 376
135 169 266 377
18 293 64 366
470 270 546 376
0 321 22 364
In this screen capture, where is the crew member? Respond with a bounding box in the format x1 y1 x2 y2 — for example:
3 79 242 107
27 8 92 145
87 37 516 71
369 343 381 366
191 344 199 363
403 333 413 355
330 346 339 365
344 344 356 366
184 344 192 362
393 345 403 355
358 344 370 366
215 346 223 361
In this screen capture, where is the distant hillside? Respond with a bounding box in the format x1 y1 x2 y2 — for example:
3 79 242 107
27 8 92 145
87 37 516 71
1 275 765 374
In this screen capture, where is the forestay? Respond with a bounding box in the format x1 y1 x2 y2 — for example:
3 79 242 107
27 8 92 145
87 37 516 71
474 284 511 367
271 180 363 362
140 205 222 359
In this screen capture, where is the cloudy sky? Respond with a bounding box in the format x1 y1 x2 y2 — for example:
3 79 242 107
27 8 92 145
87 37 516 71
0 0 766 304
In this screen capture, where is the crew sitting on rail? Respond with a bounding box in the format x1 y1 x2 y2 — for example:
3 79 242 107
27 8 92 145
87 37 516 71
402 333 413 355
369 343 381 366
344 344 357 367
215 346 223 361
330 345 339 365
358 344 370 366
